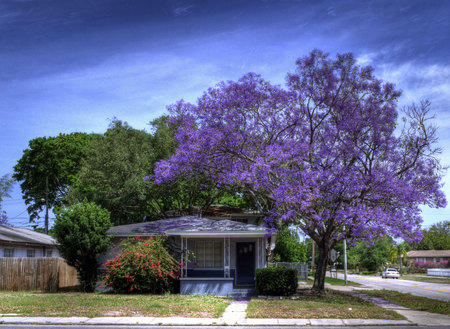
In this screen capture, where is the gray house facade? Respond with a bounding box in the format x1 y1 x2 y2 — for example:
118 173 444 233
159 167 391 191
106 216 272 296
0 225 59 258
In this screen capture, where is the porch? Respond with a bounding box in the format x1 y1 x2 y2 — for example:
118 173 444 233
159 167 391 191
176 235 268 296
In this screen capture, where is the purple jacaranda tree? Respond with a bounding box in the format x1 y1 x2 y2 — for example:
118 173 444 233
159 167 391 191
154 50 446 292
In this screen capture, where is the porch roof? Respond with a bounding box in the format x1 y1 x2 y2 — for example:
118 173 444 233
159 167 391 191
107 216 269 237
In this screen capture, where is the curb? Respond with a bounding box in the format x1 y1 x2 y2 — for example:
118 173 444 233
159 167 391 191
0 316 414 326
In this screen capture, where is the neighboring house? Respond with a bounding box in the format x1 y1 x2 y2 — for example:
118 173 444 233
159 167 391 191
0 225 59 258
104 216 274 296
406 250 450 263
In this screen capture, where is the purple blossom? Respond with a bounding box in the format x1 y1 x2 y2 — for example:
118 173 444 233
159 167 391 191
152 50 446 290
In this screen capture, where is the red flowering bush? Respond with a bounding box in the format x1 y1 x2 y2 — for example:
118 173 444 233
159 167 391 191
103 236 181 293
410 260 449 273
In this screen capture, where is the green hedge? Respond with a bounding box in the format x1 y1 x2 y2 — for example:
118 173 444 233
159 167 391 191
255 267 298 296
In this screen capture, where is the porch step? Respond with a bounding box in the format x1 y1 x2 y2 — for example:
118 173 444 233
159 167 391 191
229 288 257 298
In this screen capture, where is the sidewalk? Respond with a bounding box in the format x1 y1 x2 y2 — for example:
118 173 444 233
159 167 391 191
0 315 414 326
1 286 449 326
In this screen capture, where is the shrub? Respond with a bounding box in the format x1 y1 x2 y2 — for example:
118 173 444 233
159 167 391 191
103 236 181 293
53 201 112 292
256 267 297 296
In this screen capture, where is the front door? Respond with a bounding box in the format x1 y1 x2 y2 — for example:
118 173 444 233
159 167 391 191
236 242 255 285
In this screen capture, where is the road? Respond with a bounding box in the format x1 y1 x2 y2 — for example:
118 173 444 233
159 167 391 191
338 273 450 301
0 324 450 329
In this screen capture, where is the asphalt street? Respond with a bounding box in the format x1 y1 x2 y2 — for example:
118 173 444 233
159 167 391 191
339 273 450 301
0 324 450 329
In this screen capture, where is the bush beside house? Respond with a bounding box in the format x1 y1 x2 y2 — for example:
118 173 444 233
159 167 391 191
103 236 181 293
53 201 112 292
256 267 297 296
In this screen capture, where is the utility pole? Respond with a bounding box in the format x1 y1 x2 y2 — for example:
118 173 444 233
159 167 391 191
44 201 49 234
44 176 49 234
343 238 348 285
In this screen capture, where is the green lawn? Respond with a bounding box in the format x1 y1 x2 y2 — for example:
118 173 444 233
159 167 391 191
302 274 361 286
400 274 450 285
0 292 230 318
324 277 361 286
361 290 450 316
247 291 404 319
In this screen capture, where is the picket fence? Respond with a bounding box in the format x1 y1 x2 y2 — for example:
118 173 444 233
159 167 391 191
0 257 79 292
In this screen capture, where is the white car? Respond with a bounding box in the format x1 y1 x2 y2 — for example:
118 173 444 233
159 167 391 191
382 268 400 279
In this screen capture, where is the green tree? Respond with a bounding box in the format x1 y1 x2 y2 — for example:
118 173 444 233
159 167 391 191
273 227 307 262
389 242 410 273
13 133 92 233
416 221 450 250
69 120 158 225
71 118 233 224
148 116 230 217
150 115 178 161
358 236 392 272
53 201 112 292
0 174 14 225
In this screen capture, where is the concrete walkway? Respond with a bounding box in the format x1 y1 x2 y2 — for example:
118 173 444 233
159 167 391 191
221 299 249 324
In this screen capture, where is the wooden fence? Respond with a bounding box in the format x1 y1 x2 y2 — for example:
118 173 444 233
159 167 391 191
0 258 79 292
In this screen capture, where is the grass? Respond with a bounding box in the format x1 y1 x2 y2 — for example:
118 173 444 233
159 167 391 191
304 272 361 286
247 290 404 319
324 277 361 286
0 292 231 318
362 290 450 316
400 274 450 284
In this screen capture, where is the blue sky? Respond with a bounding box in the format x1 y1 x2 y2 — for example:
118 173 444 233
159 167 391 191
1 0 449 229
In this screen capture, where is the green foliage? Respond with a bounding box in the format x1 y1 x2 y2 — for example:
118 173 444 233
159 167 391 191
71 118 227 225
13 133 92 224
416 221 450 250
0 174 13 202
388 242 410 265
53 201 112 292
273 227 307 262
103 236 180 293
0 174 14 225
216 190 256 209
69 120 156 225
356 236 392 272
255 267 298 296
150 115 178 160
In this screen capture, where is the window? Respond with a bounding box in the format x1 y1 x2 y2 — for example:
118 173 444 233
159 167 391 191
3 248 14 257
195 241 223 268
27 249 35 257
46 249 53 257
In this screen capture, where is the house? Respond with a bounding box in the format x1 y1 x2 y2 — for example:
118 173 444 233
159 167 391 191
406 250 450 263
0 225 59 258
104 216 274 296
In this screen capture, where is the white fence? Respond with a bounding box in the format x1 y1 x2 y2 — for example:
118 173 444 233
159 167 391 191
269 262 308 280
427 268 450 277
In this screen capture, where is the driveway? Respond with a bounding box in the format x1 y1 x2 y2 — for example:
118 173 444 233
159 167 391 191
338 273 450 301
